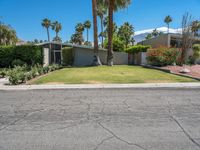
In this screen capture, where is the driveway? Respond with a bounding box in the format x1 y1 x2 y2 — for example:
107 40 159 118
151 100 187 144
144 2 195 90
0 88 200 150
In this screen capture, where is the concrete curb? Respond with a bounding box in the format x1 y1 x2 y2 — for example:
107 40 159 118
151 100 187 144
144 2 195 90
1 83 200 91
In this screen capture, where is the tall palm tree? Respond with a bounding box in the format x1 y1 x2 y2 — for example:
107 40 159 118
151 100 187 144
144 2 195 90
41 18 51 42
105 0 132 66
164 15 172 33
92 0 101 65
84 20 91 42
97 0 107 48
52 21 62 41
75 23 85 45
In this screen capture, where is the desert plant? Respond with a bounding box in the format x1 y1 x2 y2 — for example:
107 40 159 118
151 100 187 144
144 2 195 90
147 47 181 66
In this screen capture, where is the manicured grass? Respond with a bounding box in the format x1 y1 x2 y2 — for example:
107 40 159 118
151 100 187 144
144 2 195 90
31 65 198 84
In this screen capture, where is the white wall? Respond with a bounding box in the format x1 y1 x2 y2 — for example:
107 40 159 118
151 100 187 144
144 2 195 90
73 47 128 66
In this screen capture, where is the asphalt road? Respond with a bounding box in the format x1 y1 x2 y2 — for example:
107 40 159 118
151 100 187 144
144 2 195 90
0 88 200 150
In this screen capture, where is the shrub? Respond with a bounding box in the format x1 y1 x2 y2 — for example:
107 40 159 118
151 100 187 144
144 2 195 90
8 66 27 85
0 69 9 78
43 66 49 74
104 35 125 52
12 59 26 67
147 47 181 66
125 45 151 54
62 47 74 66
0 45 43 68
7 64 61 85
192 44 200 64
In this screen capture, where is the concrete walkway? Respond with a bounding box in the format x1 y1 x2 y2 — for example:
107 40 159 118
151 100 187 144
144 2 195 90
0 82 200 90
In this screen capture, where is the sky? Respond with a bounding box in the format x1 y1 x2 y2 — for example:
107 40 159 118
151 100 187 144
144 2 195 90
0 0 200 42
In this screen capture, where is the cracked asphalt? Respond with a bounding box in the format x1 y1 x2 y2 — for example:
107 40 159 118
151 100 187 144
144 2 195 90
0 88 200 150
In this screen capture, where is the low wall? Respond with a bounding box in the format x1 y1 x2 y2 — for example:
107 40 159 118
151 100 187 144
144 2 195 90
132 52 147 65
73 46 128 66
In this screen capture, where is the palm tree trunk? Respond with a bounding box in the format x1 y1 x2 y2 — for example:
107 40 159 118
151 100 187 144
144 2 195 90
47 28 50 42
56 32 58 38
100 17 104 48
47 27 52 63
168 24 169 34
92 0 101 66
107 0 114 66
87 29 89 42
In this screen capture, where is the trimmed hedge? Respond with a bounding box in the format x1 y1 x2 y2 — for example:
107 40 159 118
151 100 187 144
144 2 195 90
0 45 43 68
125 45 151 54
62 47 74 66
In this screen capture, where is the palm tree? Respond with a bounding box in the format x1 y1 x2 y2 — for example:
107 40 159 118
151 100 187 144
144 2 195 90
105 0 132 66
75 23 85 45
164 15 172 33
97 0 107 48
84 20 91 42
52 21 62 42
41 18 51 42
92 0 102 66
191 20 200 37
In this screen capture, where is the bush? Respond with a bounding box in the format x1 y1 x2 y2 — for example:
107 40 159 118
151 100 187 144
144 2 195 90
12 59 26 67
147 47 181 66
0 45 43 68
62 47 74 66
125 45 151 54
192 44 200 64
8 66 27 85
7 64 61 85
104 35 125 52
0 68 9 78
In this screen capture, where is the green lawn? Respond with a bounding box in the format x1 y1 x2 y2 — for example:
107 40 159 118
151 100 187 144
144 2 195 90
31 65 198 84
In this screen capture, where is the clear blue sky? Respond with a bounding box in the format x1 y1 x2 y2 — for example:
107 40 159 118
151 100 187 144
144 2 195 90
0 0 199 42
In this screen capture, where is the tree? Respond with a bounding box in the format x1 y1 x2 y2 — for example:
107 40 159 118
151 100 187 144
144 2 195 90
191 20 200 37
70 32 83 45
181 13 194 65
75 23 85 45
84 20 91 43
145 33 153 40
97 0 107 48
104 0 132 66
164 15 172 33
145 29 163 40
52 21 62 42
130 37 135 46
92 0 102 65
152 29 159 37
41 18 51 42
118 22 134 48
0 23 17 45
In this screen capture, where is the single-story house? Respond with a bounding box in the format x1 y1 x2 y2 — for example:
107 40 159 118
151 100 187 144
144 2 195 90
37 42 129 66
138 33 200 48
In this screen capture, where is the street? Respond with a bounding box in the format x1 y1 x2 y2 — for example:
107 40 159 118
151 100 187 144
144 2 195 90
0 88 200 150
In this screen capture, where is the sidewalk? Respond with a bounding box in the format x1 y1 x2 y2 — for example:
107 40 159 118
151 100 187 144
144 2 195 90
1 82 200 90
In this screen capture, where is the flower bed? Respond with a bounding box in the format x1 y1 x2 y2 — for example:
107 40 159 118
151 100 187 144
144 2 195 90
0 64 61 85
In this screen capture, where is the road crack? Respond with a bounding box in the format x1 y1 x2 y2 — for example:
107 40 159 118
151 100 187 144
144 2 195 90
93 136 114 150
170 116 200 149
167 101 200 149
98 122 148 150
0 109 44 132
